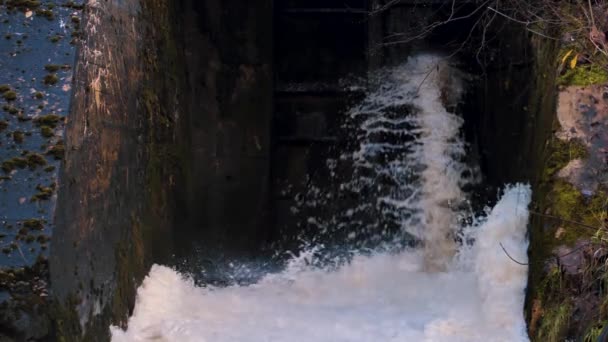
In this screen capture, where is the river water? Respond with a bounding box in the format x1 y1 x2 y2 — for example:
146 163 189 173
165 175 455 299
111 55 531 342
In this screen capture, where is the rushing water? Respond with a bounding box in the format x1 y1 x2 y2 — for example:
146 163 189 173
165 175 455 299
111 55 531 342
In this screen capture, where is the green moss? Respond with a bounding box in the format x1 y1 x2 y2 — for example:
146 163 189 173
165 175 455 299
44 64 61 72
22 219 44 230
62 1 84 10
46 140 65 160
551 181 582 221
43 74 59 85
3 90 17 101
36 235 50 244
0 85 10 93
26 153 47 168
0 120 7 131
49 35 61 43
4 105 19 115
558 64 608 86
5 0 42 9
1 157 27 173
34 91 44 99
31 184 54 201
543 138 588 180
12 130 24 143
34 8 54 20
35 113 61 127
40 125 54 138
63 1 84 10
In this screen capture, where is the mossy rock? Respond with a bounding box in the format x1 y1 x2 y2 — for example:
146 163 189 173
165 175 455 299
34 91 44 99
0 120 7 131
0 85 10 93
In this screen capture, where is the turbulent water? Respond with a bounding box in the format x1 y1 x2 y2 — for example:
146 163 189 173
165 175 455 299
111 55 532 342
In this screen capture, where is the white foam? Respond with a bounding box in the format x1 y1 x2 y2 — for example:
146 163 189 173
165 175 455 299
111 185 530 342
111 54 531 342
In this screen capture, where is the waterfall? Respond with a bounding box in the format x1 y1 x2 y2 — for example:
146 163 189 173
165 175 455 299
111 54 531 342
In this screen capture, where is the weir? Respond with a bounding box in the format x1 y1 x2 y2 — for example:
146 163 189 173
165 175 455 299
0 0 559 340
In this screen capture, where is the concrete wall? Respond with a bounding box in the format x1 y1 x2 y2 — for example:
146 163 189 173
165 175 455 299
47 0 275 339
176 0 273 258
50 0 187 339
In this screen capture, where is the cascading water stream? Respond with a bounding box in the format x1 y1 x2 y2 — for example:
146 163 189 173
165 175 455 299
111 54 531 342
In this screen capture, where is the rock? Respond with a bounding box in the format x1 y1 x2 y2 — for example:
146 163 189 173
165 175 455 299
554 240 593 275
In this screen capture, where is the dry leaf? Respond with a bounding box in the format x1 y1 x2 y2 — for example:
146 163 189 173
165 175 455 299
561 49 573 66
570 54 578 69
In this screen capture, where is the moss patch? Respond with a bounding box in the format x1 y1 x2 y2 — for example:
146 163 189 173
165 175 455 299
42 74 59 85
22 219 44 230
1 157 28 173
46 140 65 160
543 138 588 180
34 8 54 20
12 130 24 143
31 184 54 201
40 126 54 138
3 91 17 101
34 114 61 128
558 64 608 87
4 0 42 10
26 153 47 168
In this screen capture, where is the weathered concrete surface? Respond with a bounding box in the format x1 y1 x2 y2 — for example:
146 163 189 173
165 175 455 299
0 1 84 340
49 0 187 340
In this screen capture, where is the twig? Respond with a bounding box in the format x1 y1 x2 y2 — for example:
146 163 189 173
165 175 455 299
500 242 528 265
487 6 560 41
